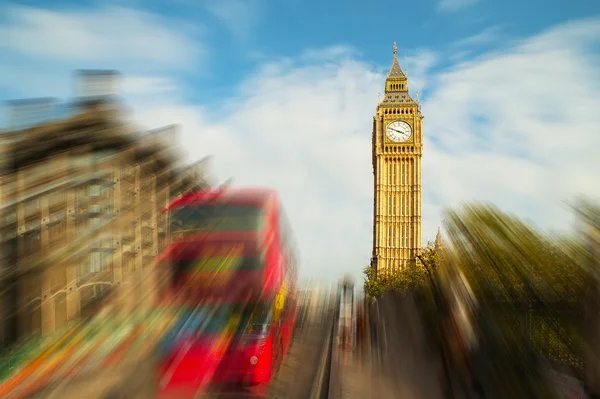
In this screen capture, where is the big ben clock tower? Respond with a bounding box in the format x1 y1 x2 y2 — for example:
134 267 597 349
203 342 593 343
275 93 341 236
371 42 423 274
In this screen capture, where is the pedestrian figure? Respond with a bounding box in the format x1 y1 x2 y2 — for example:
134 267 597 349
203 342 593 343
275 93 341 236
356 301 366 355
369 298 380 363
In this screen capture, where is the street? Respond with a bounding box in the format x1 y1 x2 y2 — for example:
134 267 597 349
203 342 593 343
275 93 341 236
25 307 333 399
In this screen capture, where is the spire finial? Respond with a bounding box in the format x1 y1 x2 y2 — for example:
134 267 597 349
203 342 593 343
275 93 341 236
377 93 381 103
393 42 398 56
435 227 444 249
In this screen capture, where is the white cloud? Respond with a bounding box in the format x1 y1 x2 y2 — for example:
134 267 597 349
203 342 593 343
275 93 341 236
300 46 358 63
128 18 600 282
453 26 502 48
0 5 202 69
203 0 263 39
437 0 480 13
2 4 599 283
128 55 382 281
399 49 438 95
0 4 204 108
122 76 181 95
422 17 600 237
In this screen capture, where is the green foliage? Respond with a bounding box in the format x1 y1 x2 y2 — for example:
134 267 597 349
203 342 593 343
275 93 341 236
365 199 600 393
442 201 594 389
363 242 438 299
362 265 385 299
444 202 587 306
417 240 442 271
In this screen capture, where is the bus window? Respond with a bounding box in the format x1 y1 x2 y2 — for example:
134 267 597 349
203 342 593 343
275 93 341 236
250 304 273 327
174 256 263 275
237 302 274 336
169 204 265 240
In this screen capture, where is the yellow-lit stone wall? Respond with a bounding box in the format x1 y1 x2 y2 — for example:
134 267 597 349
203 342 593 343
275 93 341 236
0 104 208 346
372 44 423 274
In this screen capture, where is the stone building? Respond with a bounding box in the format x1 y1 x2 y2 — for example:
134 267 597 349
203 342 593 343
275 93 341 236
0 72 210 348
371 42 423 274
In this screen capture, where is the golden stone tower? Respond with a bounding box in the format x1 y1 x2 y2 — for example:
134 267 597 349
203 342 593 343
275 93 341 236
371 42 423 274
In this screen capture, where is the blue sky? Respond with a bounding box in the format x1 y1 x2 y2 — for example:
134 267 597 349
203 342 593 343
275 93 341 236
1 0 600 282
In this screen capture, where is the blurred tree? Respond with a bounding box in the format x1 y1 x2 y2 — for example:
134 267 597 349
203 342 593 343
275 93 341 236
442 201 590 397
444 202 586 306
362 257 428 299
417 239 440 275
571 197 600 396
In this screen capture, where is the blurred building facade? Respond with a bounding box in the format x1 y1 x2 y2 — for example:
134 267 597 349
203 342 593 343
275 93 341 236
0 71 210 348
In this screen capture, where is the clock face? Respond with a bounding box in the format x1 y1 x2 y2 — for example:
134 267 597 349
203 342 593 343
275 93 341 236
386 121 412 143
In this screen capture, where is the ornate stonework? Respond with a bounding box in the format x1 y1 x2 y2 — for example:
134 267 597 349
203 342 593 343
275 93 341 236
371 43 423 274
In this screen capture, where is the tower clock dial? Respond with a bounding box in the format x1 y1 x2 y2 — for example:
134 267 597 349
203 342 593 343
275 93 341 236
386 121 412 143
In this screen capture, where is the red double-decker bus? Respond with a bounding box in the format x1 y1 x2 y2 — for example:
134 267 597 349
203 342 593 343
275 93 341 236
154 187 299 396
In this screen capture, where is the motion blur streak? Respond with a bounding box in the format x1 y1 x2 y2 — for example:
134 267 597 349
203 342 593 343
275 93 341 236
0 83 333 399
0 76 212 398
2 66 600 399
355 201 600 398
154 187 299 397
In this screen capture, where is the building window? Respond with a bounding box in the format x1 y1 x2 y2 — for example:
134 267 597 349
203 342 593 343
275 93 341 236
49 221 66 243
77 187 86 201
124 256 135 273
101 185 112 198
90 217 103 230
142 228 153 243
124 189 135 207
23 199 40 216
48 191 66 208
80 250 112 277
23 231 41 253
4 230 16 241
4 210 17 225
89 184 101 197
90 252 102 273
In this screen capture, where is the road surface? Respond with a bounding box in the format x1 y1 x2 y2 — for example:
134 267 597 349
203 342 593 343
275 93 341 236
26 309 332 399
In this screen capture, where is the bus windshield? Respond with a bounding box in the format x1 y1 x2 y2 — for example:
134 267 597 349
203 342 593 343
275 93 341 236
244 302 273 331
168 303 273 337
160 306 234 340
169 204 264 240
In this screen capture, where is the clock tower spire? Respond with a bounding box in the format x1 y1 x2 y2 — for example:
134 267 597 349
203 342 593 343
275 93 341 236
371 42 423 275
386 42 409 93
